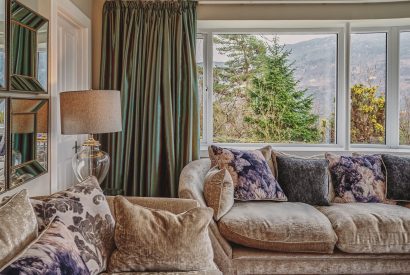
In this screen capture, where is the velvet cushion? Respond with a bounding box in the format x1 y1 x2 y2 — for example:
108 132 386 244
326 153 386 203
208 145 287 201
108 196 216 272
0 190 38 268
276 156 330 206
204 167 234 221
1 218 90 274
382 154 410 201
30 177 115 274
217 201 337 253
318 203 410 253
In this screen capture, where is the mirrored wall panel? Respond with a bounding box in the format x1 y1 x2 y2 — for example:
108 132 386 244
10 98 48 188
0 98 6 192
10 0 48 93
0 0 6 89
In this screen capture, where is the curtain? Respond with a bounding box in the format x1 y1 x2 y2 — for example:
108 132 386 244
98 0 199 197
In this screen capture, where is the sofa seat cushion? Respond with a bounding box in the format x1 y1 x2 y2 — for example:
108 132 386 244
217 202 337 253
318 203 410 253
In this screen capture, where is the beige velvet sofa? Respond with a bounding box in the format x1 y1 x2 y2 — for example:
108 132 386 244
179 159 410 275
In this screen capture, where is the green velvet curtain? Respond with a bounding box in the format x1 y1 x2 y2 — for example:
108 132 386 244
99 0 199 197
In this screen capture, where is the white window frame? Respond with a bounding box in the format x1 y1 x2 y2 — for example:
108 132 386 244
197 23 410 155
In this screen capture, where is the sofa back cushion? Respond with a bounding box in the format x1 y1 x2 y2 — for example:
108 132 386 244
108 196 216 272
382 154 410 202
1 218 90 274
277 156 330 206
326 153 386 203
0 190 38 268
208 145 287 201
30 176 114 274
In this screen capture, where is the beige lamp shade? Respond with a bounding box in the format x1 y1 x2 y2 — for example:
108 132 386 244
60 90 122 135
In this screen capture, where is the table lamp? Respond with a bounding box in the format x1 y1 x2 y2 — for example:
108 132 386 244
60 90 122 183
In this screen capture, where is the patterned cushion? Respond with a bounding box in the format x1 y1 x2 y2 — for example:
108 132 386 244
108 196 216 272
204 167 234 221
1 218 90 274
276 156 330 206
30 177 115 274
208 145 287 201
382 154 410 201
326 153 386 203
0 190 38 268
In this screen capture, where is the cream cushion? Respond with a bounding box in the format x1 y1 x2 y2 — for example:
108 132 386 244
0 190 38 268
318 203 410 253
218 202 337 253
204 167 234 221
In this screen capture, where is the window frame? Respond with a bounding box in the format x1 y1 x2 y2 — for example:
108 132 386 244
197 24 410 153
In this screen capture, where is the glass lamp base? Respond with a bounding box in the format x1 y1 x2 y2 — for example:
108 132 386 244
72 141 110 183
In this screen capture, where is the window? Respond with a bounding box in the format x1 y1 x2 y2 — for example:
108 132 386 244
212 33 337 144
197 25 410 150
350 32 387 145
196 35 205 140
400 31 410 145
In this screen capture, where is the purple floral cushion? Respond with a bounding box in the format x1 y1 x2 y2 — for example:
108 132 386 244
208 145 287 201
30 177 114 275
326 153 386 203
1 218 90 275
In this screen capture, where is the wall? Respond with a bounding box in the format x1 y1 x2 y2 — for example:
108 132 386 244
0 0 92 200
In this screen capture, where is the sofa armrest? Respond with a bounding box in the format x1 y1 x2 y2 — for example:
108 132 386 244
106 196 199 217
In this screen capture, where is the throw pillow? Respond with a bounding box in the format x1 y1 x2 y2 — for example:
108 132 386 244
326 153 386 203
382 154 410 201
0 189 38 268
30 176 114 275
208 145 287 201
276 156 330 206
1 218 90 274
108 196 216 272
204 167 234 220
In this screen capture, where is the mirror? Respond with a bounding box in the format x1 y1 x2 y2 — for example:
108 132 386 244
0 0 6 89
10 0 48 93
0 98 5 193
10 98 48 188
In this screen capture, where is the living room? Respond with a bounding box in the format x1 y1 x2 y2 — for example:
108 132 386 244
0 0 410 274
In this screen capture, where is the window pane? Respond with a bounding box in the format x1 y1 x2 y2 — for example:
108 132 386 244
196 36 204 141
212 34 337 144
350 33 387 144
400 31 410 145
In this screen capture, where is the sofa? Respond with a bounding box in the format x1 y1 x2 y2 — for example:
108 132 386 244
179 158 410 275
0 187 222 275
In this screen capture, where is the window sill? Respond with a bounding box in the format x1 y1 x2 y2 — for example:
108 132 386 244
199 143 410 158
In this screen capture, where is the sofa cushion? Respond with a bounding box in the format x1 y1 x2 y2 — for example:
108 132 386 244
326 153 386 203
1 218 90 274
204 167 234 221
217 202 337 253
208 145 287 201
0 190 38 268
30 176 115 274
382 154 410 201
318 203 410 253
108 196 216 272
276 156 330 206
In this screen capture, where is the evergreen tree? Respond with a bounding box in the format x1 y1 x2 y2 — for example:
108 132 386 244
245 39 320 143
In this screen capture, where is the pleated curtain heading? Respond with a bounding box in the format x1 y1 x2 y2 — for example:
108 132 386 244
98 0 199 197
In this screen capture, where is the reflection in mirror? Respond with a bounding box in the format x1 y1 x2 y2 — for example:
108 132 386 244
10 98 48 188
10 0 48 93
0 98 5 192
0 0 5 89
